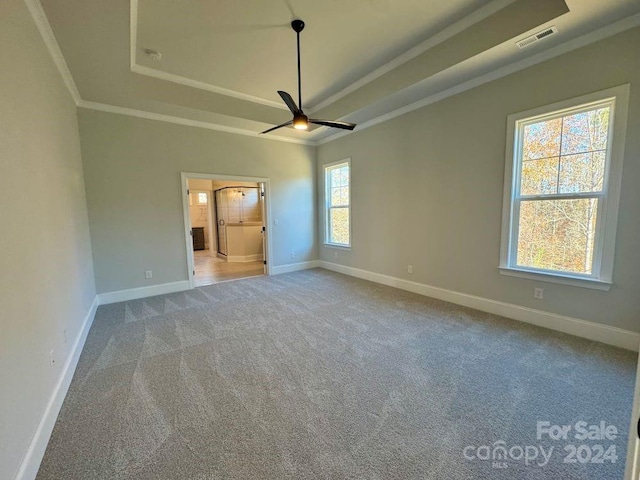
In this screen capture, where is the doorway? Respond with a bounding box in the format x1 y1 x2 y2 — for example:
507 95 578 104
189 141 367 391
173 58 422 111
181 173 271 288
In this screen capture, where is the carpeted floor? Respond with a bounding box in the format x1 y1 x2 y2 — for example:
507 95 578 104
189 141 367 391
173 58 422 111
37 269 636 479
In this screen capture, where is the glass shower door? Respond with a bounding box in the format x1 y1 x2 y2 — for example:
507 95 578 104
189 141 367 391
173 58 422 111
215 189 228 256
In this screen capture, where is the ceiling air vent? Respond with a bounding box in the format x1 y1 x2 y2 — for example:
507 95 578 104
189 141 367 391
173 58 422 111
516 26 558 49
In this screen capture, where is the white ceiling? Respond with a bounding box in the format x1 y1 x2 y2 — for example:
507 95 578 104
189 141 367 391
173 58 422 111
38 0 640 144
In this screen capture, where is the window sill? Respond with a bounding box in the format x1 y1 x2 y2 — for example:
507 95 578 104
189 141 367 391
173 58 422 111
498 267 611 291
324 243 351 250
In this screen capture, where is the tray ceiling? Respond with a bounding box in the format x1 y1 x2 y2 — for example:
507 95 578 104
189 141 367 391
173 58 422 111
135 0 491 109
38 0 640 144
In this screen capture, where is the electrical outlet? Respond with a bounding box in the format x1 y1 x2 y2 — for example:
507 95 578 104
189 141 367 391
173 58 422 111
534 287 544 300
49 349 56 367
274 218 280 226
290 251 296 259
145 270 153 279
334 251 338 259
408 265 413 274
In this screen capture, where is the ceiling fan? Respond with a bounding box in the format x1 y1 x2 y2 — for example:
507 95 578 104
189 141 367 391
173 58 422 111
261 19 357 135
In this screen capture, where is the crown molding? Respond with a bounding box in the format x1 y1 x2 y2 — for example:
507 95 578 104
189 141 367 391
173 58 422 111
129 0 287 111
307 0 515 113
316 12 640 146
129 0 137 68
23 0 81 105
77 100 316 146
24 0 314 146
24 0 640 150
127 0 515 114
130 64 289 110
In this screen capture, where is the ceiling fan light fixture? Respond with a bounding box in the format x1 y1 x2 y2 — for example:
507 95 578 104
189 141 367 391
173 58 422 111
293 113 309 130
259 20 356 135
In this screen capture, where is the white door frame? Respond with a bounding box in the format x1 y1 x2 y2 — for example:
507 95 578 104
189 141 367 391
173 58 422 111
181 172 272 289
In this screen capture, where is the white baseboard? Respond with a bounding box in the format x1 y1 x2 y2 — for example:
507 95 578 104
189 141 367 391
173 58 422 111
271 260 320 275
319 261 640 352
15 296 99 480
227 254 263 263
97 280 190 305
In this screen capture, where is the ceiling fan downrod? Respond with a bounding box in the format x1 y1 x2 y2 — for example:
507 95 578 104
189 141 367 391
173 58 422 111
259 19 357 135
292 19 304 112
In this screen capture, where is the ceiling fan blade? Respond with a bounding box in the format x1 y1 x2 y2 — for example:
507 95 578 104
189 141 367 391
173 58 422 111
309 119 357 131
260 120 293 134
278 91 300 114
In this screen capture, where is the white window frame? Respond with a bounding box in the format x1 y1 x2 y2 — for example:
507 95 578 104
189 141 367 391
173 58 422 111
324 159 351 248
499 85 629 291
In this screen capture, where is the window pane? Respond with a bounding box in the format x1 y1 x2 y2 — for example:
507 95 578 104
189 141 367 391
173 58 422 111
330 187 341 207
340 167 349 186
330 207 349 245
521 157 559 195
559 151 605 194
330 168 341 187
517 198 598 274
561 107 610 155
340 186 349 205
522 118 561 160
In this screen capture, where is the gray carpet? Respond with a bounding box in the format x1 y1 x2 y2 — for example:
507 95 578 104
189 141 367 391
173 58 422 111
37 269 636 479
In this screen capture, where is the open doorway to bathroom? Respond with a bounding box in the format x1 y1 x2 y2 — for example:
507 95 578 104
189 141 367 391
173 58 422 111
181 173 270 288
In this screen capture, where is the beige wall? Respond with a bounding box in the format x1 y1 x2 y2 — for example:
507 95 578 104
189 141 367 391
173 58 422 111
216 184 263 261
188 179 214 250
189 179 213 190
317 27 640 332
189 193 210 247
227 225 264 260
187 179 261 254
212 180 259 190
79 110 316 293
0 0 96 477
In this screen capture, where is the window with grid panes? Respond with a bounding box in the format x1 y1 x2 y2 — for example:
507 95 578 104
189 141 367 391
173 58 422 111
325 161 350 246
500 86 629 289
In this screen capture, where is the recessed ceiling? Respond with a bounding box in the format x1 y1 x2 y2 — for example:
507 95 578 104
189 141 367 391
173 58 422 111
38 0 640 144
135 0 492 109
